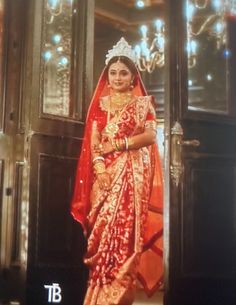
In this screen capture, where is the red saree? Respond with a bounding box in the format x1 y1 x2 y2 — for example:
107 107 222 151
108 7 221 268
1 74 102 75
71 70 163 305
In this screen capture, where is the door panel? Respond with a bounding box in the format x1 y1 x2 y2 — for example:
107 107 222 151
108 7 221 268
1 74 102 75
26 135 87 305
183 156 236 276
0 0 27 302
166 1 236 305
0 0 94 304
23 0 94 303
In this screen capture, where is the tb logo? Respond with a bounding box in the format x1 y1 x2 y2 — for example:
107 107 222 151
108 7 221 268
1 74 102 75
44 283 62 303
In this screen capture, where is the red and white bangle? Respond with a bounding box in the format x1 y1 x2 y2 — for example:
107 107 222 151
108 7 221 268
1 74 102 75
92 156 105 164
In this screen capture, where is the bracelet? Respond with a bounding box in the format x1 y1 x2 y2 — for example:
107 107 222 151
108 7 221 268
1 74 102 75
124 137 128 151
111 139 118 151
114 139 120 151
93 156 105 164
94 161 106 174
117 138 126 151
115 139 122 151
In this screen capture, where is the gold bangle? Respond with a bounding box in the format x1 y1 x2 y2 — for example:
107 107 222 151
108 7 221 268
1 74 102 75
115 139 120 151
111 139 118 151
119 138 125 151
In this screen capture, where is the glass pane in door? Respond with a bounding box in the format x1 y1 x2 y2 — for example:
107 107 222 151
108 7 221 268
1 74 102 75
186 0 236 113
41 0 74 117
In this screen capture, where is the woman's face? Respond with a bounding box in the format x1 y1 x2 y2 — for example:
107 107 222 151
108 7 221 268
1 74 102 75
108 61 134 93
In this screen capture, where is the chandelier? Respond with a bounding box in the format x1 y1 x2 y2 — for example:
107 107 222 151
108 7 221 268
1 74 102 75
134 20 165 73
134 0 236 73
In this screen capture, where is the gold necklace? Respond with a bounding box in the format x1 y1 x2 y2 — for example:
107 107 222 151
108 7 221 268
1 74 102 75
104 94 132 138
110 92 133 111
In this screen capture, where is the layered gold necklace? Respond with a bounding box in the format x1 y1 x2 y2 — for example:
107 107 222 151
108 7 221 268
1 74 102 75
104 92 133 138
110 92 133 112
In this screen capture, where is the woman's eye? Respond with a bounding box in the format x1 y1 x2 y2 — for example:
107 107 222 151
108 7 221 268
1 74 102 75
120 71 129 76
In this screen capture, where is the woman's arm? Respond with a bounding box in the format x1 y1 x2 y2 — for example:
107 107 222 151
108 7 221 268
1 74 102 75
127 128 156 150
91 121 102 159
90 121 111 190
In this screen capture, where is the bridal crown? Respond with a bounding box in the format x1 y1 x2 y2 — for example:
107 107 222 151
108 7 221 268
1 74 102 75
105 37 137 65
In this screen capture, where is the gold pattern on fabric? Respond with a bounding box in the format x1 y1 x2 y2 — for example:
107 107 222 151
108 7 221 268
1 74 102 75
84 253 140 305
83 95 161 305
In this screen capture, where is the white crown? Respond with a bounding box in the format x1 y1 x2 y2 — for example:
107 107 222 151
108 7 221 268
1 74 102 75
105 37 137 65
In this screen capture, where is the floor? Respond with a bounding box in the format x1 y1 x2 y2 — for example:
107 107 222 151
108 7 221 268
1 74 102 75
133 290 163 305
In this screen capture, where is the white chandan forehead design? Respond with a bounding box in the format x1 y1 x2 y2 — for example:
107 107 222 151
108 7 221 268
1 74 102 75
105 37 137 65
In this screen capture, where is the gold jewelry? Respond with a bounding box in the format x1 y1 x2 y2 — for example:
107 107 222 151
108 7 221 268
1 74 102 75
124 137 128 150
110 92 133 110
115 139 120 151
115 138 125 151
94 161 106 174
93 156 105 164
104 94 133 138
111 139 118 151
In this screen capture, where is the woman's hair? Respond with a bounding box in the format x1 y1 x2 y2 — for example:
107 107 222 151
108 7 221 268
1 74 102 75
106 56 138 86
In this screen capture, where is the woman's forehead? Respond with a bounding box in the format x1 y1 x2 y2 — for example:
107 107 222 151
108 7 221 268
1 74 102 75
108 61 130 71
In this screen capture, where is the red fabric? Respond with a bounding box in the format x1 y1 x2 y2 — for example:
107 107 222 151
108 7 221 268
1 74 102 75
71 68 148 234
71 65 163 296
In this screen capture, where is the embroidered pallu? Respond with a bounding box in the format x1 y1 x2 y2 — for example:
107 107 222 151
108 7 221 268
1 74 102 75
82 96 162 305
71 69 163 305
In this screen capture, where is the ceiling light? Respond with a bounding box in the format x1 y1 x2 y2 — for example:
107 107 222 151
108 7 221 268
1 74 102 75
136 0 145 9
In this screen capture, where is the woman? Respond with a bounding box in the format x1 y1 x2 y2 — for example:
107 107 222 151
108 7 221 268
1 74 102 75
71 38 163 305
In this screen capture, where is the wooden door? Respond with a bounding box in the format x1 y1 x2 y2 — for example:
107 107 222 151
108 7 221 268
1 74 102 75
165 1 236 305
0 0 28 303
0 0 95 304
24 0 94 304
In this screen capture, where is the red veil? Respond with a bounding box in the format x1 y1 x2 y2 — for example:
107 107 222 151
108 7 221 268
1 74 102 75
71 66 164 295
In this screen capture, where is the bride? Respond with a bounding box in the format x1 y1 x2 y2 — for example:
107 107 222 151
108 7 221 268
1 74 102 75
71 38 163 305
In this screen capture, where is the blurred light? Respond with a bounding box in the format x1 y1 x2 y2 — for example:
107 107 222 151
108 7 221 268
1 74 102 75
48 0 60 8
186 3 195 20
136 0 145 8
206 74 213 81
157 36 165 50
155 19 163 31
188 79 193 86
223 49 231 58
212 0 222 11
57 46 63 53
52 34 62 44
214 21 224 33
140 25 148 37
43 51 52 61
58 56 69 66
134 45 141 58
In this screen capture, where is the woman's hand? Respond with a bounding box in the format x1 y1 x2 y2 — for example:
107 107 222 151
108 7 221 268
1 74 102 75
93 139 114 155
102 140 114 155
97 172 111 191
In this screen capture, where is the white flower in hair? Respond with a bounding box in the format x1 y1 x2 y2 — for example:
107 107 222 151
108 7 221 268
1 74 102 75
105 37 137 65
